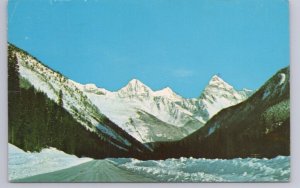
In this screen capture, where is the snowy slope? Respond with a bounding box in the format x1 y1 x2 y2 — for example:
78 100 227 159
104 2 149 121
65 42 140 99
12 45 148 151
17 52 101 131
8 143 92 181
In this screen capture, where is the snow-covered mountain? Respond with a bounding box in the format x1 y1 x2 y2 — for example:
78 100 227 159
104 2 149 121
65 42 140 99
153 67 290 159
193 75 252 121
80 76 252 143
11 44 150 154
11 44 252 144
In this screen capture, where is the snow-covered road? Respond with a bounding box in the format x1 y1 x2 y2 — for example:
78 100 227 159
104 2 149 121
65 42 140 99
13 160 155 183
9 144 290 182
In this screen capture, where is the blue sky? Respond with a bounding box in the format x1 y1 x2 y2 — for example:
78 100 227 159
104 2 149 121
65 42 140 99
8 0 289 98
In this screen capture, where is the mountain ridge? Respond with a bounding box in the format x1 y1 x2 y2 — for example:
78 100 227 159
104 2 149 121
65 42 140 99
79 75 252 100
9 43 254 144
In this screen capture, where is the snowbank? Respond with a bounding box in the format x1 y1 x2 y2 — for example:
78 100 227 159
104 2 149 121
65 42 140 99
8 144 93 180
108 156 290 182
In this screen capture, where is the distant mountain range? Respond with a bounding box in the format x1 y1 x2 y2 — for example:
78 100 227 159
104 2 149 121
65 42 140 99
8 43 289 159
76 75 253 143
13 43 253 143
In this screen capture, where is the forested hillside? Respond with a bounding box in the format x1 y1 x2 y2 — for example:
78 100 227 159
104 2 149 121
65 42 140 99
8 45 149 159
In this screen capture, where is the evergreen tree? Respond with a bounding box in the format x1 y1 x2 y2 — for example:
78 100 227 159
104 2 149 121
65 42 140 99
58 90 63 107
8 49 20 92
8 47 20 145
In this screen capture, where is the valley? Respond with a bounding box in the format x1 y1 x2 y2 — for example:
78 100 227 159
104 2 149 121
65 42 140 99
8 43 290 161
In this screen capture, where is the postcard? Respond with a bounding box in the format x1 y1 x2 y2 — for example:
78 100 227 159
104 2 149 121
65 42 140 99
8 0 290 182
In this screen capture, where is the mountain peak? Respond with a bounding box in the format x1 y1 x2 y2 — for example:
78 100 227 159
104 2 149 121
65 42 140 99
128 78 145 86
117 79 153 98
125 79 151 90
160 87 173 93
209 75 226 84
211 74 222 80
199 75 236 100
198 76 251 118
154 87 182 101
207 75 233 90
